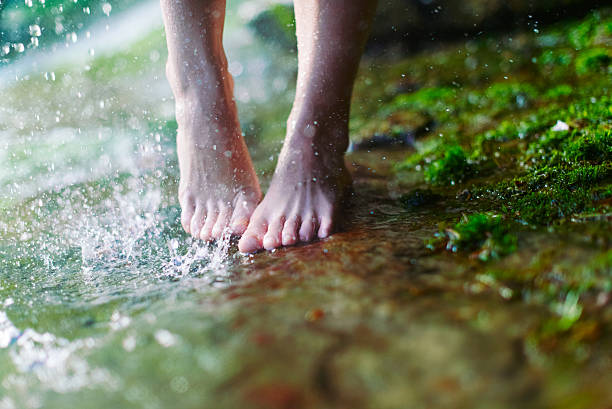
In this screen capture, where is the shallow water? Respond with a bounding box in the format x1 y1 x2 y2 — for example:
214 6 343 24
1 2 612 409
2 152 611 408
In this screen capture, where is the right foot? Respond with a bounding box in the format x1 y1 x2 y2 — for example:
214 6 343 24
237 112 352 253
172 79 261 241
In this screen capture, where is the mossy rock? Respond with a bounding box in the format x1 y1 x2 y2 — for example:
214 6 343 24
575 47 612 74
427 213 518 261
424 146 475 186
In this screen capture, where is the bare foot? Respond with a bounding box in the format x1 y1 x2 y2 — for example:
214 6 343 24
174 90 261 241
161 0 261 241
238 115 351 253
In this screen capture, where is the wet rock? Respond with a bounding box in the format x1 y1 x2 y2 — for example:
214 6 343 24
349 111 434 151
348 131 416 152
399 188 443 209
456 189 472 201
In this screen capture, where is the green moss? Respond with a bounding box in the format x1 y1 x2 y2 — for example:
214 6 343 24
510 189 585 225
483 82 537 110
544 84 573 99
424 145 474 186
382 11 612 259
568 14 601 49
566 128 612 162
484 164 612 225
387 86 456 113
428 213 518 261
528 124 612 167
394 137 447 172
475 111 554 145
538 49 574 67
248 4 297 51
575 47 612 75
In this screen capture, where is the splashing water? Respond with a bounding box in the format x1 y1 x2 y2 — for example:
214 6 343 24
0 311 115 394
0 174 237 399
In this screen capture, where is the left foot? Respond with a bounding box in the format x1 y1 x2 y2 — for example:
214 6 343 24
238 115 351 253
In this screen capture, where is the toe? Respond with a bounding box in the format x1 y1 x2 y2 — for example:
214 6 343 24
263 216 285 250
317 215 333 239
299 215 317 243
238 235 260 254
189 205 205 238
230 196 258 236
281 216 300 246
211 204 231 239
199 203 218 242
181 199 195 234
238 215 268 253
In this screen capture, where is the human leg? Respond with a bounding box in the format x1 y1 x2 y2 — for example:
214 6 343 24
238 0 377 252
161 0 261 240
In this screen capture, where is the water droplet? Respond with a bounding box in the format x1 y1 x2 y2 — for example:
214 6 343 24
122 336 136 351
83 6 90 14
154 329 177 347
70 32 77 43
223 150 232 158
14 43 25 53
29 24 41 37
102 2 112 16
149 50 160 62
88 48 95 56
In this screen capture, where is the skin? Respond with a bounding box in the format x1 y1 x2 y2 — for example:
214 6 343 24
161 0 377 252
161 0 261 240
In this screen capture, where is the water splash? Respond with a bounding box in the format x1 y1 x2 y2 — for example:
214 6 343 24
0 176 235 396
61 179 234 287
162 231 233 284
0 311 115 393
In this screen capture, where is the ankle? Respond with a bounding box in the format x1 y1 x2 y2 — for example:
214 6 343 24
286 109 350 153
